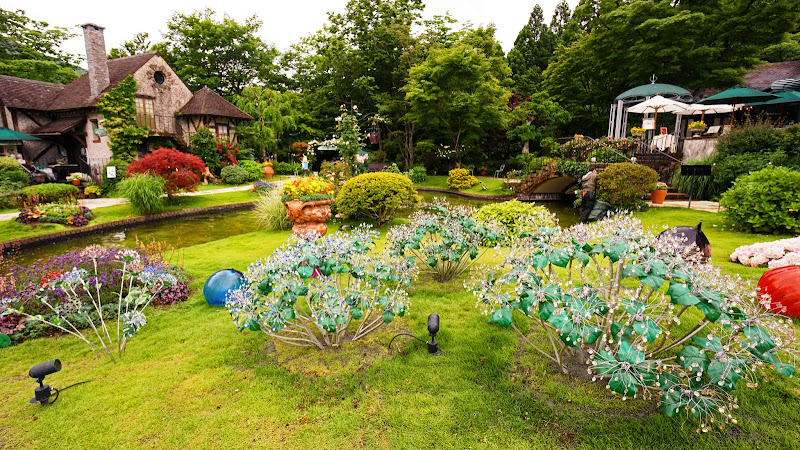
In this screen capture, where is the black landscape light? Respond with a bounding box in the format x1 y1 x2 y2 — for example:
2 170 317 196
28 359 90 406
389 313 442 356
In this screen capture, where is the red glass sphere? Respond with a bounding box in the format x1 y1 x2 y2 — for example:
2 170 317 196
758 266 800 317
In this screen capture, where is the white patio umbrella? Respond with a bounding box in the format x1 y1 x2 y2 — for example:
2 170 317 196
677 103 743 122
626 95 689 133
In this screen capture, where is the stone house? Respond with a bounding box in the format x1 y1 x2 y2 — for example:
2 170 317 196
0 23 251 181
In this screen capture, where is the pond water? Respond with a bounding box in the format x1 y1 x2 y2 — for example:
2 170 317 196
11 193 578 266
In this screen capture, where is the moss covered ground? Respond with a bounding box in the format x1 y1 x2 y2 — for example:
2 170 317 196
1 209 798 449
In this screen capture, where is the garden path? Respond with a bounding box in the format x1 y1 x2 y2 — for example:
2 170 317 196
647 199 721 212
0 183 271 222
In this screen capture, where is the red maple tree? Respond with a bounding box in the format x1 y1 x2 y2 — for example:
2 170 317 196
127 148 207 197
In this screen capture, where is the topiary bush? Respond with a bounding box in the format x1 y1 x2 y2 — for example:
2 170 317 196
126 148 206 197
475 200 556 236
220 165 249 184
237 160 263 181
408 165 427 183
446 168 478 190
20 183 79 207
336 172 420 225
0 156 29 185
117 173 166 214
720 166 800 234
102 159 128 195
597 163 658 210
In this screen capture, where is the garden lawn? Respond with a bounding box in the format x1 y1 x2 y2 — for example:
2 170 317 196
1 209 799 449
413 175 513 196
0 190 257 242
194 176 287 191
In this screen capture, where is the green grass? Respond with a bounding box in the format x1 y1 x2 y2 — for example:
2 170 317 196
195 175 289 191
414 175 513 196
1 208 799 448
0 190 257 242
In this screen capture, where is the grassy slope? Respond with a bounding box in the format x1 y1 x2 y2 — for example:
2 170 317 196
414 175 513 196
1 211 799 448
0 190 256 242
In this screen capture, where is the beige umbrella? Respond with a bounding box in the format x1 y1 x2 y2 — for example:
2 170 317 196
626 95 689 128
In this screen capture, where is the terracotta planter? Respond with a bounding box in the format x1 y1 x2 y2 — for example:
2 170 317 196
759 266 800 317
71 180 81 186
651 189 667 204
262 165 274 179
284 199 332 236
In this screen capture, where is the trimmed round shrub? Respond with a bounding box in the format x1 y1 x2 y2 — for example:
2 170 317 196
20 183 79 206
720 166 800 234
597 162 658 210
102 159 129 194
117 173 166 214
336 172 420 225
475 200 556 236
447 168 478 190
220 165 249 184
126 148 206 197
237 160 263 181
0 156 29 185
408 165 427 183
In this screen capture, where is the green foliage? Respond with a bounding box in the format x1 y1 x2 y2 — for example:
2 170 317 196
95 75 149 162
159 8 282 96
108 32 151 59
253 188 292 231
333 105 364 170
233 87 312 160
0 156 29 185
506 5 556 96
20 183 78 206
117 174 166 215
507 93 571 154
558 137 634 162
597 163 658 210
220 165 249 185
670 157 720 201
715 119 786 157
102 159 128 195
720 166 800 234
408 165 427 183
187 128 221 174
237 160 263 181
761 31 800 62
319 160 353 192
475 200 556 236
336 173 420 225
446 169 478 190
516 154 554 176
555 159 589 180
0 59 78 83
274 161 301 175
0 181 24 209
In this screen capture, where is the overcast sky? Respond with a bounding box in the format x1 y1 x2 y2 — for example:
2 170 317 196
4 0 578 67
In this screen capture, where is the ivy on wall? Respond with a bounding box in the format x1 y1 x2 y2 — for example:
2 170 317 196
95 75 149 162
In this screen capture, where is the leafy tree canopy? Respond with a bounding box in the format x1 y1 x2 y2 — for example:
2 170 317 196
507 5 556 96
108 33 152 60
157 9 282 97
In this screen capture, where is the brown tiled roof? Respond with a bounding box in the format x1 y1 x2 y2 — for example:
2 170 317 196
47 52 158 111
179 86 252 120
744 60 800 91
30 117 85 135
0 76 65 110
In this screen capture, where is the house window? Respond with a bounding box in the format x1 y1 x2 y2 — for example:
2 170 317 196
153 71 165 84
216 122 229 138
135 97 155 129
90 119 101 142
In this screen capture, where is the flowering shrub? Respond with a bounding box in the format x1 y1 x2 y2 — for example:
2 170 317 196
387 199 503 282
2 246 177 360
469 214 797 431
280 176 334 202
446 168 478 189
216 139 239 165
730 237 800 268
16 203 93 227
127 147 207 197
319 160 353 192
67 172 91 182
559 136 636 162
720 166 800 234
688 121 708 130
225 226 417 349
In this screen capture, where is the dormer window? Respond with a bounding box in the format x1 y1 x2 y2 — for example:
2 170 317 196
153 71 165 84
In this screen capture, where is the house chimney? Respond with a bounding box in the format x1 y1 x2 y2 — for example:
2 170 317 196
81 23 110 99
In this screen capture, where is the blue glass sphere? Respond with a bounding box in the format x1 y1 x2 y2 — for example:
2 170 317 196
203 269 245 306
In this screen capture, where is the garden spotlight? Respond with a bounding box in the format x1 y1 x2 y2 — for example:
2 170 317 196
28 359 90 406
388 313 442 356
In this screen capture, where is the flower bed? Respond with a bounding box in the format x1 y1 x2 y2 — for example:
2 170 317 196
16 203 93 227
730 237 800 268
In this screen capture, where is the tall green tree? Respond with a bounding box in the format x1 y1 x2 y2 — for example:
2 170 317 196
507 93 571 154
158 9 282 97
405 28 512 166
233 87 315 161
506 5 556 96
109 33 152 59
0 8 79 83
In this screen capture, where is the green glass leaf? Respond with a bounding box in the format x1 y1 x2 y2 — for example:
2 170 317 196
659 390 689 418
677 346 710 373
381 311 394 324
667 282 699 306
649 260 668 277
573 250 590 266
708 356 745 391
592 350 620 375
742 324 776 353
639 274 665 291
656 371 682 392
426 256 438 267
622 263 647 279
469 247 478 260
695 302 722 322
632 319 661 343
245 318 261 332
280 308 295 320
257 280 272 296
531 254 549 269
538 301 555 321
489 306 513 328
697 289 724 309
549 248 570 268
297 265 313 279
543 285 561 302
350 307 363 320
692 336 724 353
608 370 640 396
618 341 645 365
610 322 634 343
